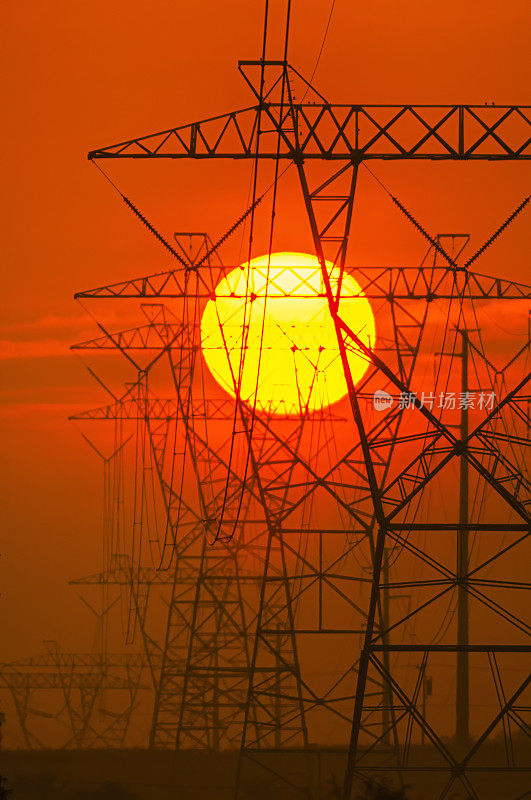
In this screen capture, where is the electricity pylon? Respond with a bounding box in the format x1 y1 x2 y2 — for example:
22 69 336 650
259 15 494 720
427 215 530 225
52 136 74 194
71 301 349 751
0 643 150 749
82 56 530 800
75 242 530 794
71 240 328 750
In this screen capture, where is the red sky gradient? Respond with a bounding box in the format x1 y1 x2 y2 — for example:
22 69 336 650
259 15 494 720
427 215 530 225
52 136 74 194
1 0 530 661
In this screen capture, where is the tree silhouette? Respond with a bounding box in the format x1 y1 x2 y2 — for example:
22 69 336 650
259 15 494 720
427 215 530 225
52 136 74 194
0 776 12 800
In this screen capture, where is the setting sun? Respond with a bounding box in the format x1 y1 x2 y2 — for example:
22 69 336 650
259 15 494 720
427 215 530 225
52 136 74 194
200 252 376 414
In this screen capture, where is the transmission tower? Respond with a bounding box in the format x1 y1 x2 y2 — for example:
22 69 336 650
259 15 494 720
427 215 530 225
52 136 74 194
72 239 344 751
0 643 150 749
79 21 530 800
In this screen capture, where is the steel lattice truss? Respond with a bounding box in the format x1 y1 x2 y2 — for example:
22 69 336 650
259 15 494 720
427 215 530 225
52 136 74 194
88 64 531 162
67 59 531 800
71 292 329 751
0 644 151 749
76 265 531 302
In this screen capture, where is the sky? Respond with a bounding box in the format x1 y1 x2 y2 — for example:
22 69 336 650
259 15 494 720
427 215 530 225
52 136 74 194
1 0 530 667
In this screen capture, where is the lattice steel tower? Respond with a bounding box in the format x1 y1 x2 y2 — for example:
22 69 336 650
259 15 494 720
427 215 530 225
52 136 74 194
78 12 530 800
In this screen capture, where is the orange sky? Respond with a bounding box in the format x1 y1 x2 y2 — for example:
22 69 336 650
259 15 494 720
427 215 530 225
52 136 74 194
1 0 530 661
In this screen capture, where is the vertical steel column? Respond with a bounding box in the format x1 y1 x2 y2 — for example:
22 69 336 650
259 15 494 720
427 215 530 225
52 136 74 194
456 329 470 747
293 159 392 800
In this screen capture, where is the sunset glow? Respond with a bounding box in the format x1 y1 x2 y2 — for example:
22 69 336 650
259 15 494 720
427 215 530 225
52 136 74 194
200 252 376 414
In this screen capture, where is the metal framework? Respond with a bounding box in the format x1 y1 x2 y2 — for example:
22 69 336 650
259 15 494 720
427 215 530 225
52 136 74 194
88 63 530 162
71 252 333 751
0 643 150 749
74 55 531 800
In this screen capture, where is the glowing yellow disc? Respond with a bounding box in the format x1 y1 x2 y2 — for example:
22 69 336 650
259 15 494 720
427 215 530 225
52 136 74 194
200 252 375 414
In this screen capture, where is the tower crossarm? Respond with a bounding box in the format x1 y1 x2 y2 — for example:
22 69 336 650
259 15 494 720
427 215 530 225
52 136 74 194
72 321 185 350
69 396 347 422
88 102 531 161
0 652 153 691
75 265 531 301
69 563 175 586
1 653 147 669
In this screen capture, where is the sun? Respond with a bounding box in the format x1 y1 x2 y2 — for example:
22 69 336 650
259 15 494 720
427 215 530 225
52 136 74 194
200 252 375 414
